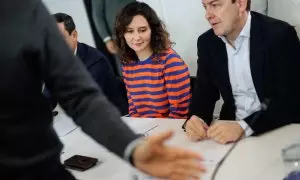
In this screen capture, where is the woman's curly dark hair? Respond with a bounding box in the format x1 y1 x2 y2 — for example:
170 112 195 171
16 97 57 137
114 2 172 64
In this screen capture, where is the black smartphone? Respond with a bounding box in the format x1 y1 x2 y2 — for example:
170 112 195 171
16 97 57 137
63 155 99 171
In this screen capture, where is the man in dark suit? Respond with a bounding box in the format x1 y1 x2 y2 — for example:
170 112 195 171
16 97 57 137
0 1 205 179
183 0 300 144
49 13 128 115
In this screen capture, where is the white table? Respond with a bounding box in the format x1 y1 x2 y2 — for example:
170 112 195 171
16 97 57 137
56 114 300 180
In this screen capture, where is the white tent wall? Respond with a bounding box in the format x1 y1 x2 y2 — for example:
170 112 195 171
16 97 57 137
268 0 300 37
42 0 96 48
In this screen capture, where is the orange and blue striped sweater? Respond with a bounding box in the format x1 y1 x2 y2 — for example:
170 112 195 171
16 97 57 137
122 48 191 118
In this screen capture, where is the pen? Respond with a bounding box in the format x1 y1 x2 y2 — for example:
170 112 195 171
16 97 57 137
138 125 159 137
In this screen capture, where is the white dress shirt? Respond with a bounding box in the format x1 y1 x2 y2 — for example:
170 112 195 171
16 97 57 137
219 13 261 137
74 46 77 55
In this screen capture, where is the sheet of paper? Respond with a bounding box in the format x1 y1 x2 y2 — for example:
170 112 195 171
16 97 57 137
53 106 78 137
122 117 159 134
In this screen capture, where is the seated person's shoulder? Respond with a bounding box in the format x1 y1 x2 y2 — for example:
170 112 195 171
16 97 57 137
198 29 215 42
160 48 184 63
78 42 109 66
257 12 295 39
197 29 219 51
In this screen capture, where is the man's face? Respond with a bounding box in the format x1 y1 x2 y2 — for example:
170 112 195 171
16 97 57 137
202 0 245 37
57 22 77 52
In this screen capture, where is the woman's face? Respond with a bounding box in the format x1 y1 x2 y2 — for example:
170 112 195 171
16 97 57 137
124 15 152 54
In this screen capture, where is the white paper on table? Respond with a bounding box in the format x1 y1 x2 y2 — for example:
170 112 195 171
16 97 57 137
202 150 228 165
122 117 159 135
53 106 78 137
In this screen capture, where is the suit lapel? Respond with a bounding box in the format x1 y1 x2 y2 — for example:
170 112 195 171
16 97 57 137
207 36 237 115
211 36 236 118
249 12 265 102
212 37 234 100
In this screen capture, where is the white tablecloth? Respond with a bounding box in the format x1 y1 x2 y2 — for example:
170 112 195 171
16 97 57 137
55 112 300 180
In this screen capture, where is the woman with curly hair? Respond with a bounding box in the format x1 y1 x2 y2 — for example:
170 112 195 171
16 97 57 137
115 2 191 118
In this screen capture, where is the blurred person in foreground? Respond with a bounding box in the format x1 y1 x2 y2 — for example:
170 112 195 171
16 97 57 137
0 1 206 179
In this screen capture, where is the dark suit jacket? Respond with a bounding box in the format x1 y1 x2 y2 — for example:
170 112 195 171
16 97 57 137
45 42 128 115
189 12 300 135
0 0 137 168
76 42 128 115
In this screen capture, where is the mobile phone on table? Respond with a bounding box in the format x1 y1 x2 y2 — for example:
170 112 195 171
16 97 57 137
64 155 99 171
